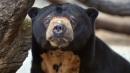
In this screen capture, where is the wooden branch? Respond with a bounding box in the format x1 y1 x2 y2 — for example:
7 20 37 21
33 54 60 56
95 19 130 35
48 0 66 4
49 0 130 16
0 0 34 73
77 0 130 16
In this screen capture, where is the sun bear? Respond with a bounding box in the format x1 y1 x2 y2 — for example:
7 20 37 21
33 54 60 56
28 3 130 73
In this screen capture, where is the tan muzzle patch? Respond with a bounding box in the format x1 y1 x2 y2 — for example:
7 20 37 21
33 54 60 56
46 17 74 48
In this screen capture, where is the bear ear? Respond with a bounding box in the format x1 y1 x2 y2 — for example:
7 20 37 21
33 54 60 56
28 7 40 19
85 7 99 21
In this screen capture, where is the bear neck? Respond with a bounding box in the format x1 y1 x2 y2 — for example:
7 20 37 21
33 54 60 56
79 33 96 67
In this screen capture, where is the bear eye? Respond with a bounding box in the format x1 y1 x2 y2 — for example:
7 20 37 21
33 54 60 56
69 17 77 30
44 17 52 24
70 18 77 26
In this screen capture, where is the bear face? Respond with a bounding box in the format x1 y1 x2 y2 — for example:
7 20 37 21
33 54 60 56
46 17 74 48
28 3 98 51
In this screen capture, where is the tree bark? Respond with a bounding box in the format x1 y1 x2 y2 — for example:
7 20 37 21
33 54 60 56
77 0 130 16
0 0 34 73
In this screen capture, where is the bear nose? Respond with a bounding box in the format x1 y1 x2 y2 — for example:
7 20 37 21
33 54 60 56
53 23 65 36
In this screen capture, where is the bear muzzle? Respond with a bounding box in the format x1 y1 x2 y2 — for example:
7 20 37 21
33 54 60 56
46 17 74 48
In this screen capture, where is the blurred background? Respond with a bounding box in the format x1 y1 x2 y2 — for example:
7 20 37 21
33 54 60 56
16 0 130 73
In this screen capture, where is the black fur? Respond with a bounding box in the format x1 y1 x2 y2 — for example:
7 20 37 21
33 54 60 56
28 3 130 73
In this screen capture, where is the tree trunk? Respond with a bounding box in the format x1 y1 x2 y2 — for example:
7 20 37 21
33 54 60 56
0 0 34 73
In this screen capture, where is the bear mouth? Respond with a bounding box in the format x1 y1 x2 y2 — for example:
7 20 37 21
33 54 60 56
49 37 69 48
50 37 68 44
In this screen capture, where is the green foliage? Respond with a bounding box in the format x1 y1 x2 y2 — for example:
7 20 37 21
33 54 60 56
22 18 31 31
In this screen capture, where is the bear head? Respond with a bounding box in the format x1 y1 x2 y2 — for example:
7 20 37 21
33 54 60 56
28 3 98 51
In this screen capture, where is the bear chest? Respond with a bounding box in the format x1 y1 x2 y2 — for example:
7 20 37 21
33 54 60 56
41 49 80 73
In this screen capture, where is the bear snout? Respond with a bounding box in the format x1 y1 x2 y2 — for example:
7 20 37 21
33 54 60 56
46 17 74 48
53 23 66 37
